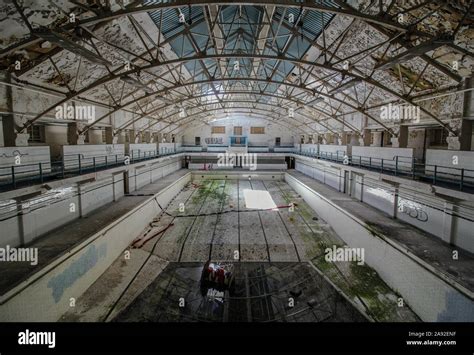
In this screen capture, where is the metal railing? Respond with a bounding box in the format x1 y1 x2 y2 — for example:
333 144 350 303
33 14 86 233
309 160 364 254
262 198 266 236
296 150 474 192
0 149 177 192
1 147 472 193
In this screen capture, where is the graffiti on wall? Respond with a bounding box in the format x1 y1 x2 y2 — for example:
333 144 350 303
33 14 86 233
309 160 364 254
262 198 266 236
398 199 428 222
205 137 224 145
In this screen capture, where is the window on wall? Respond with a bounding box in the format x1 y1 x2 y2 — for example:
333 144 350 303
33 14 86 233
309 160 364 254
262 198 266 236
250 127 265 134
429 128 448 147
101 130 107 143
27 125 45 143
212 126 226 134
234 126 242 135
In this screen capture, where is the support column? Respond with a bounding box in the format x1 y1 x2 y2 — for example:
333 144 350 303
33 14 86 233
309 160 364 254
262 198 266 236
358 129 371 146
448 77 473 150
337 132 348 145
104 127 114 144
350 133 360 146
391 126 408 148
371 131 383 147
144 131 151 143
67 122 80 145
442 202 455 245
324 133 332 144
116 131 125 144
1 71 17 146
447 118 472 151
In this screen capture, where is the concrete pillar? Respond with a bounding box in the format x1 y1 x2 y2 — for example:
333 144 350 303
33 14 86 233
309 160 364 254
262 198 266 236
448 77 473 150
104 127 114 144
144 131 151 143
1 71 16 147
129 130 141 143
442 202 455 245
391 126 408 148
116 131 125 144
337 132 348 145
371 131 383 147
350 133 360 146
77 134 86 145
447 119 472 150
15 133 29 146
67 122 80 145
88 129 102 144
358 129 371 146
324 133 332 144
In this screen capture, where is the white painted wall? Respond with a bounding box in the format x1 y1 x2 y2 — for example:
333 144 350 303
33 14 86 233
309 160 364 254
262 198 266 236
352 146 414 169
294 157 474 254
0 172 191 321
181 116 296 147
62 144 125 170
127 143 157 159
286 173 474 322
425 149 474 182
0 146 51 180
0 156 182 248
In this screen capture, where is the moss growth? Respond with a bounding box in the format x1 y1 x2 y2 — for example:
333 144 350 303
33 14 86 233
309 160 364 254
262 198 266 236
363 221 384 237
345 262 397 321
191 179 223 204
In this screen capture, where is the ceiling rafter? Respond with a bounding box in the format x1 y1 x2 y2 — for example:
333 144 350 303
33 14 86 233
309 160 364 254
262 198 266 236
3 0 469 139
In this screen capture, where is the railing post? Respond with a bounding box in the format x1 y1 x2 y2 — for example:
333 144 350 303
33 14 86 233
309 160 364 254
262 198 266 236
395 156 398 176
115 154 118 165
105 155 108 168
460 168 464 191
11 166 16 189
381 159 384 174
359 156 361 167
369 157 371 168
78 154 82 175
61 160 65 179
93 157 96 172
433 165 437 185
412 158 415 179
39 162 43 183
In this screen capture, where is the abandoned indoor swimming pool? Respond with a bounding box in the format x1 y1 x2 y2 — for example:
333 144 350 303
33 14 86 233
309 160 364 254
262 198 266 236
1 169 473 323
1 1 474 351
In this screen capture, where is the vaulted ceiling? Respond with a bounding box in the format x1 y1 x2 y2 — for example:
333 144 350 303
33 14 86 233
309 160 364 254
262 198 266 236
1 0 473 138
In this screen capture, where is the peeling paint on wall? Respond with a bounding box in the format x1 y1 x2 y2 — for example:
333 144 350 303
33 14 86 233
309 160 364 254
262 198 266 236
47 243 107 303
